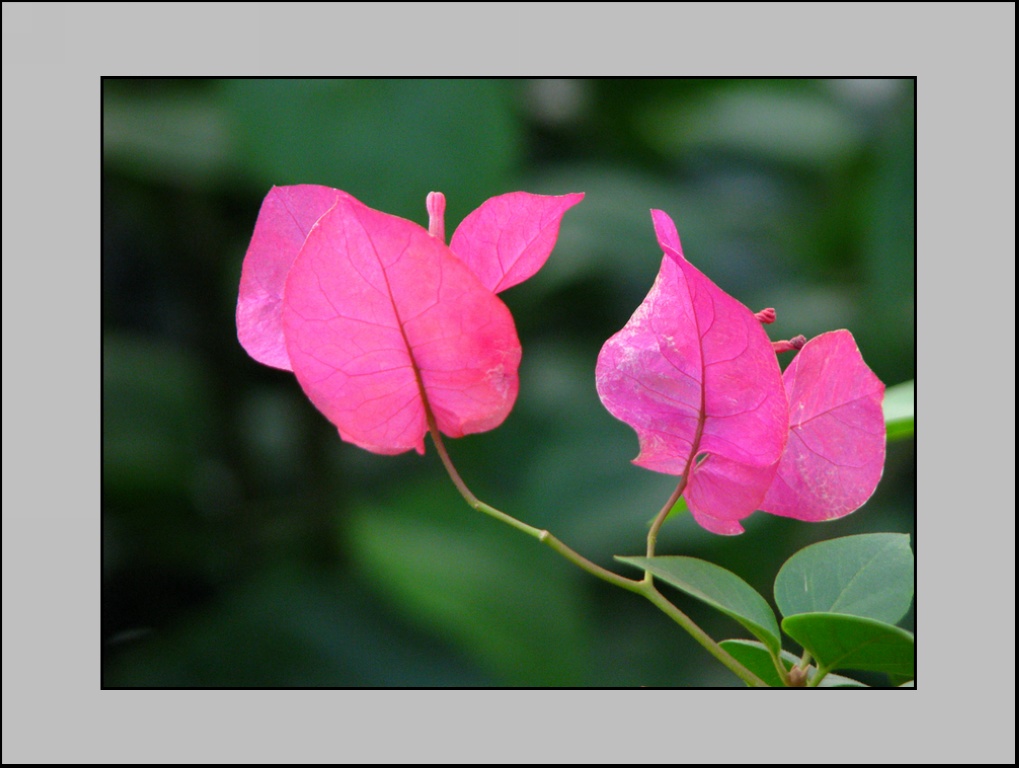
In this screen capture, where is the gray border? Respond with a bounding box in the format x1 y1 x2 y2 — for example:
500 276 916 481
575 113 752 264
4 1 1015 763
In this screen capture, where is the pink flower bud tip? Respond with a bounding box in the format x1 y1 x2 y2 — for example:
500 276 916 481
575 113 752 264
426 191 446 242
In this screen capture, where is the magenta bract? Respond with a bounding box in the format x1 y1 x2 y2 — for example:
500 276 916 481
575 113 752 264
761 330 886 521
596 210 885 534
596 210 789 534
237 185 353 371
450 192 585 293
237 186 582 455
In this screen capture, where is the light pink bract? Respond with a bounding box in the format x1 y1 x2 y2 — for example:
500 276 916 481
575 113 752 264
761 330 886 521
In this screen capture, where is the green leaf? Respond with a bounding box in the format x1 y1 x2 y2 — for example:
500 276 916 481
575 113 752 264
884 379 915 440
719 639 868 688
718 639 787 687
774 533 914 624
782 613 915 679
618 556 781 655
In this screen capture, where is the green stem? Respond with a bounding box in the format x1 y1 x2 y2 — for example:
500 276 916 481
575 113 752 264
646 478 686 559
431 428 540 539
428 425 635 590
772 651 793 687
641 586 769 687
807 666 829 687
427 424 769 687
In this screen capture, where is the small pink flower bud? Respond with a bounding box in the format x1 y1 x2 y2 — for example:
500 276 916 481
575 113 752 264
771 335 807 354
426 191 446 243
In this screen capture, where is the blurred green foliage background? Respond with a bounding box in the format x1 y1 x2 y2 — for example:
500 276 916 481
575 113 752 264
103 78 915 687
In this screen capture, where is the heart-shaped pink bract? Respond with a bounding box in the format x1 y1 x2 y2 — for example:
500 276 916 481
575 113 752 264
237 186 582 455
761 330 886 521
450 192 585 293
596 210 885 534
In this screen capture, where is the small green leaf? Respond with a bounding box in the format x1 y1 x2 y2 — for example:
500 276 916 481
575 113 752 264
782 613 915 679
884 379 914 440
720 639 868 688
719 639 788 687
618 556 781 655
775 533 914 624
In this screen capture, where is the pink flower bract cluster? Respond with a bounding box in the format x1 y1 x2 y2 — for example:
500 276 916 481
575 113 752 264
237 185 583 455
595 210 886 534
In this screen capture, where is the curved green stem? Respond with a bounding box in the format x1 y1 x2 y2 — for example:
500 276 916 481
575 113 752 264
772 651 793 687
427 424 770 687
640 585 769 687
647 478 686 560
428 424 636 590
807 666 829 687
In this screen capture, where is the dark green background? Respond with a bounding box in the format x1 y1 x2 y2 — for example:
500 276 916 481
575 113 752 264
103 78 915 687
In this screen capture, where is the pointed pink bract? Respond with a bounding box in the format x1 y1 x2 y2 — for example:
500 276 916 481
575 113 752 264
761 330 886 521
281 197 521 455
450 192 585 293
236 185 355 370
596 210 788 532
